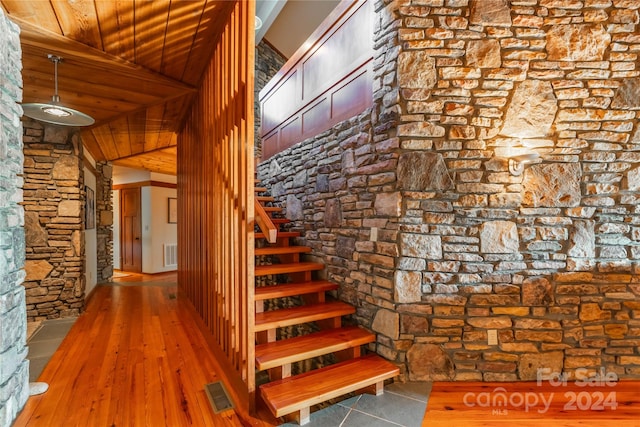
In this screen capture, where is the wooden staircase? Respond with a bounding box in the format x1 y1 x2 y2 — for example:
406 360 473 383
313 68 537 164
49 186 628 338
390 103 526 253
254 183 399 425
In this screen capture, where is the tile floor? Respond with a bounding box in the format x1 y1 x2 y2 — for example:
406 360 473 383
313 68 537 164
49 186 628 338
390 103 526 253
281 382 432 427
27 317 76 381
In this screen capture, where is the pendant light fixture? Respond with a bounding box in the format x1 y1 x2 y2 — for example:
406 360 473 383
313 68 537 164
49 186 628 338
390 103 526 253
22 54 95 127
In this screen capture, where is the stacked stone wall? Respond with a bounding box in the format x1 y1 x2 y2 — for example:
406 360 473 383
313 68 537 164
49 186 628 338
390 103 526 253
23 119 85 320
258 0 640 381
0 9 29 426
95 161 113 283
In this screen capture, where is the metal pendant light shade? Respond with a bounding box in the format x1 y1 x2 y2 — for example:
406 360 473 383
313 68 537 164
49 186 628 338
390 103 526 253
22 55 95 127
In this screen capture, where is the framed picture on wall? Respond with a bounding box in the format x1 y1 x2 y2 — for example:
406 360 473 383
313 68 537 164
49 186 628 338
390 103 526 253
168 197 178 223
86 186 95 229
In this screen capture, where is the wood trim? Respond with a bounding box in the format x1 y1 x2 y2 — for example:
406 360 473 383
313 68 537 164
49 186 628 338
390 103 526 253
82 155 98 176
260 38 288 62
177 0 256 412
113 180 177 190
258 0 373 160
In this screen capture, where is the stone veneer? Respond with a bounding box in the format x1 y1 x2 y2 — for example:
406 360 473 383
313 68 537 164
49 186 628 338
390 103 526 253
23 119 86 320
0 9 29 427
255 41 286 157
258 0 640 381
95 161 113 283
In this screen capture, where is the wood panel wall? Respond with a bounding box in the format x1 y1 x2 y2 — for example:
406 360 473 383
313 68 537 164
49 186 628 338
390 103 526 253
177 0 256 408
259 0 373 160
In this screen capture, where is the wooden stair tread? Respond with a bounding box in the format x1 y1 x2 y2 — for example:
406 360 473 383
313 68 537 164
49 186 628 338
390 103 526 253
255 246 311 256
255 262 323 276
254 301 355 331
255 280 337 300
255 326 374 371
257 195 275 202
271 218 290 224
255 186 268 193
260 354 399 418
262 206 282 212
255 231 300 240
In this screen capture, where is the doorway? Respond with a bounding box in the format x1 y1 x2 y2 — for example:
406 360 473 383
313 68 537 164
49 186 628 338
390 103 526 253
120 187 142 272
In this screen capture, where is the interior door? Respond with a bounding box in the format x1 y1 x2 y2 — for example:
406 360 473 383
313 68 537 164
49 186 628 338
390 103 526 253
121 187 142 272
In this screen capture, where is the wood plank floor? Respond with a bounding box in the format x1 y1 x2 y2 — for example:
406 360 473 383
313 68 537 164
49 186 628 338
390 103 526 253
13 282 276 427
423 381 640 426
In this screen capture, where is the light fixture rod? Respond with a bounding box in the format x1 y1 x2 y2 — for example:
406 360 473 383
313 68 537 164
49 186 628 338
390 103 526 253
48 54 62 103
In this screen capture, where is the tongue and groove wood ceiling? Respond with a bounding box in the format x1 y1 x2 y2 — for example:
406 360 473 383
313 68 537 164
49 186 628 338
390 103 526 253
1 0 235 175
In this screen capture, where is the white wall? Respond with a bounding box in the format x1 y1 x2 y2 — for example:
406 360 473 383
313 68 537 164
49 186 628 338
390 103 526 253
84 161 98 298
112 165 177 273
141 186 178 273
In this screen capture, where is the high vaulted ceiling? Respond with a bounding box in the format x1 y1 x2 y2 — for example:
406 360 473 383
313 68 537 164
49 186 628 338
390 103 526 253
1 0 339 176
1 0 234 175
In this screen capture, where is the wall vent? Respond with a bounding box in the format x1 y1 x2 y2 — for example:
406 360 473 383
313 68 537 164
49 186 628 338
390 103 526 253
164 243 178 267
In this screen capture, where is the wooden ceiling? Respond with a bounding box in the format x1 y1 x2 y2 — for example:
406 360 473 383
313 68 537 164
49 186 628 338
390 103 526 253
0 0 235 175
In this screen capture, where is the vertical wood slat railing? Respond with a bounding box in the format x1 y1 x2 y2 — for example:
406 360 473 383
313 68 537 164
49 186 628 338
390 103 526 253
177 0 256 412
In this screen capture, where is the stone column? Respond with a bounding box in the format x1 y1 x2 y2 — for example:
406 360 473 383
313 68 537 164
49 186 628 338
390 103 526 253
23 120 85 320
95 161 113 283
0 9 29 427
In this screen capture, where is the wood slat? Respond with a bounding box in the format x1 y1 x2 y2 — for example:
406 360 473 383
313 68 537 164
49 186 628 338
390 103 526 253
177 0 256 413
255 280 338 301
259 354 399 418
255 262 324 277
254 301 355 332
255 326 374 371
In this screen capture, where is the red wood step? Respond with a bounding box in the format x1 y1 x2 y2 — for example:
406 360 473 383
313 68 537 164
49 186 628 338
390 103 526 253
262 206 282 213
255 246 311 256
255 186 268 193
255 326 374 371
255 231 300 240
255 262 323 277
257 195 275 202
255 280 337 301
271 218 290 225
254 301 354 332
260 354 399 422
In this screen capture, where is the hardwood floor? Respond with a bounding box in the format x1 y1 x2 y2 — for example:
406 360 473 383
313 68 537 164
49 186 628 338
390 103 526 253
423 381 640 426
14 283 276 427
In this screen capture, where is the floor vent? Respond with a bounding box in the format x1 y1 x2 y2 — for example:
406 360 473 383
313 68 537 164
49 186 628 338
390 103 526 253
205 381 234 413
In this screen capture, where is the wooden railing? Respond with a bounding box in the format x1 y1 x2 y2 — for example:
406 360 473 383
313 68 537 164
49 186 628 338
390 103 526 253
177 0 256 412
255 199 277 243
259 0 373 160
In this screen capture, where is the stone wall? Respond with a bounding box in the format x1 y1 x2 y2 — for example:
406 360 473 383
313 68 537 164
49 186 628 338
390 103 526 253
0 9 29 427
255 41 286 157
23 119 86 321
258 0 640 382
95 161 113 283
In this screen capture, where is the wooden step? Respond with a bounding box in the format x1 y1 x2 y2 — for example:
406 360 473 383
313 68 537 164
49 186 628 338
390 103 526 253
255 231 300 240
255 262 323 277
271 218 290 225
255 280 337 301
254 301 354 332
255 246 311 256
255 326 374 371
260 354 399 423
255 186 268 193
257 195 275 202
263 206 282 213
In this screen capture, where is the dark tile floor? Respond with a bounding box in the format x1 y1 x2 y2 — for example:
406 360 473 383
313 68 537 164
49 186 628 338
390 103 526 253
27 317 76 381
281 382 432 427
